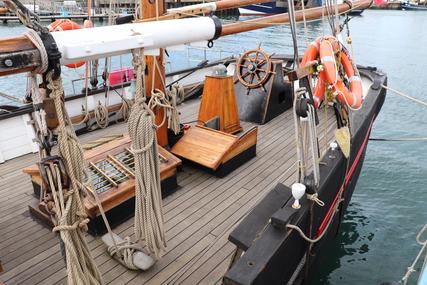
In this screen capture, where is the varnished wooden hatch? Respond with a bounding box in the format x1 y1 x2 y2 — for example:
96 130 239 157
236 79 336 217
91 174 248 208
23 136 181 234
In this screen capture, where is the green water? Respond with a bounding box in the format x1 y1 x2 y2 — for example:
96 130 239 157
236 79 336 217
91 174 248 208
1 9 426 284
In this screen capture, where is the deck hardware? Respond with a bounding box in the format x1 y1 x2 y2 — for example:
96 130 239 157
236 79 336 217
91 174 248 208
291 183 306 209
4 59 13 67
38 155 69 190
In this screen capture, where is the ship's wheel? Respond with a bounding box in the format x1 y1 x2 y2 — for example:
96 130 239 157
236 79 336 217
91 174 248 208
236 49 272 90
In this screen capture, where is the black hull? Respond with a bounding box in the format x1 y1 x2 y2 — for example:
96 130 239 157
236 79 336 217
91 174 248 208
224 66 387 285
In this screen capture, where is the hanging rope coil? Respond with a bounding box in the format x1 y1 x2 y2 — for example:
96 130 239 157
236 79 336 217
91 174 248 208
117 98 133 122
148 89 169 127
167 88 181 134
170 83 185 104
128 49 166 258
149 88 180 134
94 101 109 129
46 71 104 285
150 57 181 134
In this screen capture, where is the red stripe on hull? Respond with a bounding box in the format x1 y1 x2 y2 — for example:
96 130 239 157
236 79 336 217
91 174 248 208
315 118 375 238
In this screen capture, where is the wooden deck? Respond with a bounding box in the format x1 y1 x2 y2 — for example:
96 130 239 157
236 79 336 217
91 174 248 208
0 98 336 285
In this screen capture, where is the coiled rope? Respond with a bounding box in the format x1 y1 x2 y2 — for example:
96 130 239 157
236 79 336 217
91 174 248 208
23 29 48 74
94 101 109 129
150 59 181 134
169 83 185 105
128 48 166 258
117 98 133 122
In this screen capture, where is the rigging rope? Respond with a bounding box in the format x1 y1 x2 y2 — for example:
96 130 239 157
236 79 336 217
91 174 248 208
129 48 166 258
47 71 104 285
382 84 427 108
72 64 91 126
286 198 343 243
150 55 181 134
402 224 427 285
0 90 25 104
7 0 104 282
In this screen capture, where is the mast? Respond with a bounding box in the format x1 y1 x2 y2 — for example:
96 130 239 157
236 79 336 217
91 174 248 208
142 0 168 146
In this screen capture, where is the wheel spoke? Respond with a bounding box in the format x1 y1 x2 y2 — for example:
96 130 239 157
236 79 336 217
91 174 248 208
249 73 255 85
242 71 251 79
255 50 260 63
257 59 266 66
255 72 262 84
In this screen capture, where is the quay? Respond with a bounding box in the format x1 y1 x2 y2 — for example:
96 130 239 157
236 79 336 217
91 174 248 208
0 14 109 23
0 0 238 24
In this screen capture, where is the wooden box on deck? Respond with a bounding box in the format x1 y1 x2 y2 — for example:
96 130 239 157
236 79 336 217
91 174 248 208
197 75 242 134
23 136 181 235
171 125 257 176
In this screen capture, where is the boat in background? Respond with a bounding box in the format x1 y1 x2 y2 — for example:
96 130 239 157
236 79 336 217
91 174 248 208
239 2 286 15
239 0 322 16
401 1 427 10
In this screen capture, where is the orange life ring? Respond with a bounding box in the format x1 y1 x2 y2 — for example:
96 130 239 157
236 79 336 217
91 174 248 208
301 36 363 109
301 38 327 108
48 19 85 69
319 37 363 109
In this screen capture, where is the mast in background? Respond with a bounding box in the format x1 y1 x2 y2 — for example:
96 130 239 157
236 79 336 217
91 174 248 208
141 0 169 146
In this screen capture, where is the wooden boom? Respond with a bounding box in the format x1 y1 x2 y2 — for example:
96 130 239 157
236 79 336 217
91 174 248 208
221 0 373 36
0 0 371 77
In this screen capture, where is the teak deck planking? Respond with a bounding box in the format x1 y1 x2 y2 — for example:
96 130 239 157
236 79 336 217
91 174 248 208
0 97 336 285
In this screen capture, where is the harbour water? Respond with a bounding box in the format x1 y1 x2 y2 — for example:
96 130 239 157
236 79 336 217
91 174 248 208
1 9 427 284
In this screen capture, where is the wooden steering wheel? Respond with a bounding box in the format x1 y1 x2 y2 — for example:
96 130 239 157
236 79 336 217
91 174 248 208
236 49 272 89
